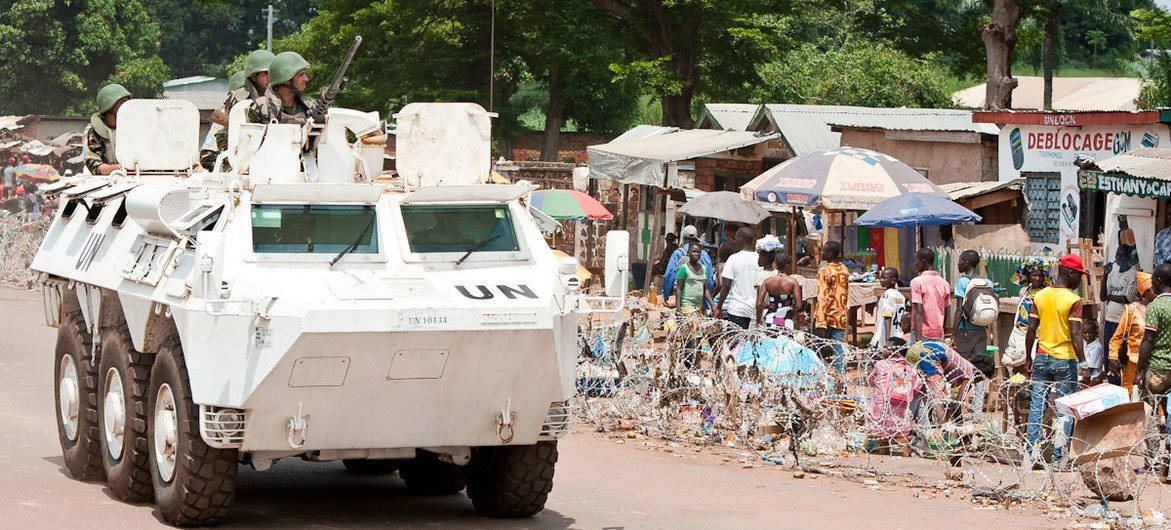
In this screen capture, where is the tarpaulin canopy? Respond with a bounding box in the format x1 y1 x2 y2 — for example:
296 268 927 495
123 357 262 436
740 147 944 211
678 190 770 224
587 129 779 189
1078 148 1171 199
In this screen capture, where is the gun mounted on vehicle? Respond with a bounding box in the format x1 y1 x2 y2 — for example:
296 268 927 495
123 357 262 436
307 35 363 149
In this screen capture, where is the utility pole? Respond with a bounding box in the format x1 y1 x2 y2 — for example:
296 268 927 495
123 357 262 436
489 0 495 112
265 5 275 51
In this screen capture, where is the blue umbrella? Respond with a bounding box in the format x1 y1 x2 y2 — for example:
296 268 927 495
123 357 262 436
855 193 981 228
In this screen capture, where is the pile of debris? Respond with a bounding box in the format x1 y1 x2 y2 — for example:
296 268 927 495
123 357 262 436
0 215 45 288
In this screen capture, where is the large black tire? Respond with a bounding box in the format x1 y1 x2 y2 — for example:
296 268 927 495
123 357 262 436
466 441 558 518
97 325 154 502
341 459 399 476
147 337 237 526
54 310 104 481
399 451 467 494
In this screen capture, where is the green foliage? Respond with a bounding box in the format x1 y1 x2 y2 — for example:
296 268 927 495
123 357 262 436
755 39 953 108
609 59 683 99
0 0 169 115
1133 7 1171 45
1138 54 1171 108
149 0 317 77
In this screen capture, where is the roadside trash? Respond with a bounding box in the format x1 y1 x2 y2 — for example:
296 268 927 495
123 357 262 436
1069 402 1146 501
1055 384 1130 421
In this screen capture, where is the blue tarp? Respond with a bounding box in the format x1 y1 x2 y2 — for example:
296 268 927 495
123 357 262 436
733 335 828 389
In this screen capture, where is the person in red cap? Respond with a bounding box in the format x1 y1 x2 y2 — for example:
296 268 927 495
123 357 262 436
1023 253 1086 467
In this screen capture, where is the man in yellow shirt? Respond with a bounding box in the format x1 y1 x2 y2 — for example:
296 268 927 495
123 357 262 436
1024 254 1086 467
1108 272 1153 389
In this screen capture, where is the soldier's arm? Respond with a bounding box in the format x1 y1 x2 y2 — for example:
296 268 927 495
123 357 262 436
82 128 120 175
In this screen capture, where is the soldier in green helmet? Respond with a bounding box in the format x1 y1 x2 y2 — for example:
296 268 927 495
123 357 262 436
247 51 315 125
211 49 273 127
199 71 248 170
82 83 131 175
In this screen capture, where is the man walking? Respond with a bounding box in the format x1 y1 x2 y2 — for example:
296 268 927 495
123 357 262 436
814 240 850 372
717 227 761 329
1024 254 1086 467
910 248 949 343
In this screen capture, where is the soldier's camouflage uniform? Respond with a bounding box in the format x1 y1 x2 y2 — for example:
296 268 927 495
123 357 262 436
199 80 265 170
246 89 315 125
82 114 116 175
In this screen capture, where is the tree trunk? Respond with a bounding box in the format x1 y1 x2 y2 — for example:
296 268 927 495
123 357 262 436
981 0 1023 110
541 66 564 162
1042 3 1059 110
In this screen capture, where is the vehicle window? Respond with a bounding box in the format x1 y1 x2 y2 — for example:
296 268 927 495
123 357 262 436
251 204 378 254
401 204 519 254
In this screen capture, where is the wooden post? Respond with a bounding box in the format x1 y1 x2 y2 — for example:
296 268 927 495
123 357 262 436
643 188 663 294
789 205 797 272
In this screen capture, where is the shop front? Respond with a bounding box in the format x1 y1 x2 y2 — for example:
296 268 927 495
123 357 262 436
973 110 1171 261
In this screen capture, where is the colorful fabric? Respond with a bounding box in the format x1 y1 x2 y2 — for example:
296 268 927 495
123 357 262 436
1029 286 1083 361
910 270 950 340
1010 257 1052 288
906 340 975 385
814 261 850 329
883 228 900 272
676 262 708 310
1110 302 1146 362
1156 228 1171 266
1014 286 1037 332
1144 294 1171 372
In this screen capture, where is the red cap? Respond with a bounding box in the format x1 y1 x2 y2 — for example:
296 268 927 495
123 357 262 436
14 186 25 196
5 157 13 164
1058 253 1087 274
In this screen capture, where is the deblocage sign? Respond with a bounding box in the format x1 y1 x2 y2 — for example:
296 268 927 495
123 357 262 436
1000 124 1169 176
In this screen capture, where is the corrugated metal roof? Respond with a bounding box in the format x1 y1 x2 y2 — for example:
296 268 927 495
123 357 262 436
1096 148 1171 180
952 76 1141 111
164 91 225 111
0 115 25 131
696 103 760 131
611 124 677 143
588 129 779 188
751 104 996 157
937 178 1023 201
825 108 997 134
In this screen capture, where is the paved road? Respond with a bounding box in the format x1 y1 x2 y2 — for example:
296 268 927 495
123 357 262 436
0 288 1058 528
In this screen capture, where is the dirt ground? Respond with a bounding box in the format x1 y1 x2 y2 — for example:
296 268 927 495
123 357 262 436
0 286 1156 528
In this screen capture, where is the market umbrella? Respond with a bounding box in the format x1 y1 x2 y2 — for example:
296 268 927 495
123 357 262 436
12 163 59 182
530 189 613 221
854 193 982 228
739 147 945 210
677 190 770 225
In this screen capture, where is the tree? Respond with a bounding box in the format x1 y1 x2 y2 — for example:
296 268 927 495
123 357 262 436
754 39 953 108
1133 7 1171 107
0 0 169 115
1086 29 1106 68
982 0 1025 110
592 0 788 127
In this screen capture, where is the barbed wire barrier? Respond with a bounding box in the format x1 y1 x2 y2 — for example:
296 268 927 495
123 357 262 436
0 215 45 288
575 305 1171 526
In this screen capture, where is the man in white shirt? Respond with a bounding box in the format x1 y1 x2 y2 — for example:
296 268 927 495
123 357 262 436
716 227 761 329
871 267 907 349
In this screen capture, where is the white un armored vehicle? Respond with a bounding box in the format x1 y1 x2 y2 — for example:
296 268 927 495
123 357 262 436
32 40 628 526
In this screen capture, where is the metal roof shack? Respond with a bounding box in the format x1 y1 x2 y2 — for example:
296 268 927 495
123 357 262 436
695 103 760 131
937 179 1024 224
1080 148 1171 198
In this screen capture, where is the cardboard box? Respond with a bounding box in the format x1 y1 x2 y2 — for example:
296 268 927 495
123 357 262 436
1055 383 1130 421
1069 401 1148 465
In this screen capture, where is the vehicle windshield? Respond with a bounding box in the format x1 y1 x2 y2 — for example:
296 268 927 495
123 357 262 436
251 204 378 254
401 204 519 254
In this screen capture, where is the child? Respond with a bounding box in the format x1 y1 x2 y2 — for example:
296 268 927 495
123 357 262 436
870 267 906 349
1080 319 1105 385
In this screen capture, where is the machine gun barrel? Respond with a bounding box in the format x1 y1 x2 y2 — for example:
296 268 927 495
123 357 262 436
310 35 363 124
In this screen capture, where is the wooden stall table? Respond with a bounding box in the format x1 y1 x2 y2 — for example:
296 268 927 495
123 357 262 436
791 275 879 345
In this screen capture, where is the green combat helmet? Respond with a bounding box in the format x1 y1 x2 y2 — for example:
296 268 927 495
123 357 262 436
227 71 246 92
96 83 131 114
243 49 275 77
269 51 309 87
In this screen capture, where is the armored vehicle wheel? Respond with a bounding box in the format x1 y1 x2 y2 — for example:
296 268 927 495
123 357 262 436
54 310 104 481
148 338 238 526
467 441 557 518
341 459 399 475
97 326 154 502
399 451 466 494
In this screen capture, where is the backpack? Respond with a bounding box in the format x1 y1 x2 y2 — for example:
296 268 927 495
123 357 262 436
962 278 999 327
